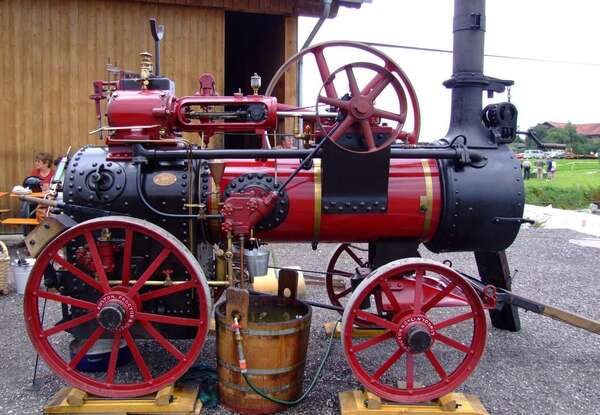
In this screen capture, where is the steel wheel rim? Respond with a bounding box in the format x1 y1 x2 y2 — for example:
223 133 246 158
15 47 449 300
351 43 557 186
23 216 211 397
342 258 487 403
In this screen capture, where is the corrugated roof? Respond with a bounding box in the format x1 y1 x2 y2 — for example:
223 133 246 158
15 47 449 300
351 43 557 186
544 122 600 137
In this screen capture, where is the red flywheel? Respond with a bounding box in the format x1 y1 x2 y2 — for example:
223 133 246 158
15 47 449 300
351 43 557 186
342 258 487 403
23 216 211 398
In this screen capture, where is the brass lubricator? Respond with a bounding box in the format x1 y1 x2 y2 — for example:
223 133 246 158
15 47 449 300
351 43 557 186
139 51 153 88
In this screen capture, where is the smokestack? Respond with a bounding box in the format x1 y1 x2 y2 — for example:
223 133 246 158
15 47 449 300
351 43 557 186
444 0 489 145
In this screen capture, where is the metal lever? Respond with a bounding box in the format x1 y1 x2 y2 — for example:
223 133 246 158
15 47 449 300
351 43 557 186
149 18 164 76
517 129 567 150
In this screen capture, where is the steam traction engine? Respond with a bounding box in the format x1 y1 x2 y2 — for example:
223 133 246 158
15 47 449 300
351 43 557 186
24 1 528 404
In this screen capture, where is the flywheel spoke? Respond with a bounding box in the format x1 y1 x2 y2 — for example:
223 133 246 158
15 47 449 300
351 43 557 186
312 47 337 98
329 116 355 142
366 74 391 101
373 107 406 123
318 95 350 111
346 66 361 96
360 120 376 150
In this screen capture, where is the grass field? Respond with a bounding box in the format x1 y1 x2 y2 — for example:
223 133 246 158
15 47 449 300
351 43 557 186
524 159 600 209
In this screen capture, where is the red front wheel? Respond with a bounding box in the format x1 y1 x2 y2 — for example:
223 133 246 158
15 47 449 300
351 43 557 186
342 258 487 403
24 217 211 398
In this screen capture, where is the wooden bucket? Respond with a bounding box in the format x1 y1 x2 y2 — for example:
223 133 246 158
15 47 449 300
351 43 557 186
216 290 312 414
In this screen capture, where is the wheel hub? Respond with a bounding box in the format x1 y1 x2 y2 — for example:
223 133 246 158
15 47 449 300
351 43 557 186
96 292 137 332
350 96 374 120
397 315 436 354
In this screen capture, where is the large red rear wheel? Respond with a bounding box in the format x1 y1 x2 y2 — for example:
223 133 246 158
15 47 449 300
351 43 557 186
342 258 486 403
24 217 211 398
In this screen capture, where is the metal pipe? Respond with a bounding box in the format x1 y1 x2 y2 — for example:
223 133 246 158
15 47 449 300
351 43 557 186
297 0 333 107
133 143 484 162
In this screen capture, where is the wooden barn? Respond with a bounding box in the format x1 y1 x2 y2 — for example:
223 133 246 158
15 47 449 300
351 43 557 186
0 0 366 228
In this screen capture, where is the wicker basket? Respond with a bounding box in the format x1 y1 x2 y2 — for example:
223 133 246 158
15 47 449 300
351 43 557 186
0 240 9 295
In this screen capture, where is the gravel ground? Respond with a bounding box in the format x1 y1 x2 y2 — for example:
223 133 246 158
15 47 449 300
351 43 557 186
0 227 598 415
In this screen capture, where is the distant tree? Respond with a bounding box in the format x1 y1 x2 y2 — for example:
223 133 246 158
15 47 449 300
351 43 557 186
529 122 595 154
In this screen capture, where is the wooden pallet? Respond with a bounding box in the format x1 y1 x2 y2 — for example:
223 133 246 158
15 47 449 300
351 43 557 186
339 389 489 415
44 384 202 414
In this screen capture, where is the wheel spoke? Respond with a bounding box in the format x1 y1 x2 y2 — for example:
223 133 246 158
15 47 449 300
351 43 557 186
355 309 398 331
379 280 401 310
333 286 353 300
121 228 133 285
312 47 337 98
343 245 366 267
42 312 96 338
366 74 391 101
406 353 415 389
372 347 405 381
68 327 105 369
141 321 186 362
139 281 197 302
129 247 171 296
360 119 376 150
318 95 350 111
328 116 355 142
361 72 386 96
352 330 393 353
37 290 97 310
331 269 354 278
373 107 406 123
422 281 458 312
425 349 448 381
84 231 111 292
137 312 203 327
345 66 360 96
435 311 474 331
105 332 122 383
53 255 103 293
123 330 152 381
435 332 471 354
413 268 424 313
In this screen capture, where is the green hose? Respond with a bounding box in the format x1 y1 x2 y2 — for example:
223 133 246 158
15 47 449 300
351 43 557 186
240 319 341 406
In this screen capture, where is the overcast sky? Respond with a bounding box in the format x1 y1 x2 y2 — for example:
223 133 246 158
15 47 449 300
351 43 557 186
298 0 600 141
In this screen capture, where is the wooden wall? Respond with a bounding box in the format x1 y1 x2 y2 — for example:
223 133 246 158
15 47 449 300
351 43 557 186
0 0 297 224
